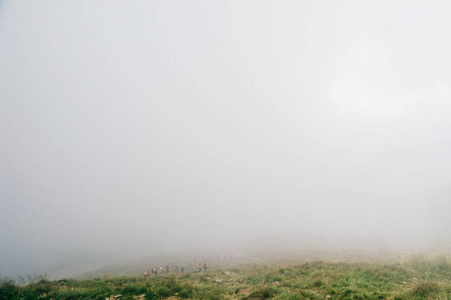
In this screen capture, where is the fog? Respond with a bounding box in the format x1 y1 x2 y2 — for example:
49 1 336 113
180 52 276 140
2 0 451 277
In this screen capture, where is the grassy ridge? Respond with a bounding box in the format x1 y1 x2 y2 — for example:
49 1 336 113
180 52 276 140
2 255 451 299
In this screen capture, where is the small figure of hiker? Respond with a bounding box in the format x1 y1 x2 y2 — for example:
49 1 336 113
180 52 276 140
203 262 207 271
175 265 179 272
181 266 184 273
151 268 154 275
166 265 169 273
198 263 202 272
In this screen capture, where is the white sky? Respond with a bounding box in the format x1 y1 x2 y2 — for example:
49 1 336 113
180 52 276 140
1 0 451 276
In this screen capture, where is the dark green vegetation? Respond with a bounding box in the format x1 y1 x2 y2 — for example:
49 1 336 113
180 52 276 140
2 255 451 299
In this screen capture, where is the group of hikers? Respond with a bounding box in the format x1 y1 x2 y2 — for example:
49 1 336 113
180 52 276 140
143 255 235 276
144 262 207 276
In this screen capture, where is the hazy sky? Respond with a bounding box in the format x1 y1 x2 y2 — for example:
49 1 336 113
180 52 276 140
2 1 451 276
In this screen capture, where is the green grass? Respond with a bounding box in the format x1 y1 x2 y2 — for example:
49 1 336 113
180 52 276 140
3 255 451 299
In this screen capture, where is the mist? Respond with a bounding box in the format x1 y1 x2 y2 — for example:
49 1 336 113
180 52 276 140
2 0 451 277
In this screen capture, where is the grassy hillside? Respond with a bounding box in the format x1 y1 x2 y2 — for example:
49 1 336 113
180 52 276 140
2 255 451 299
